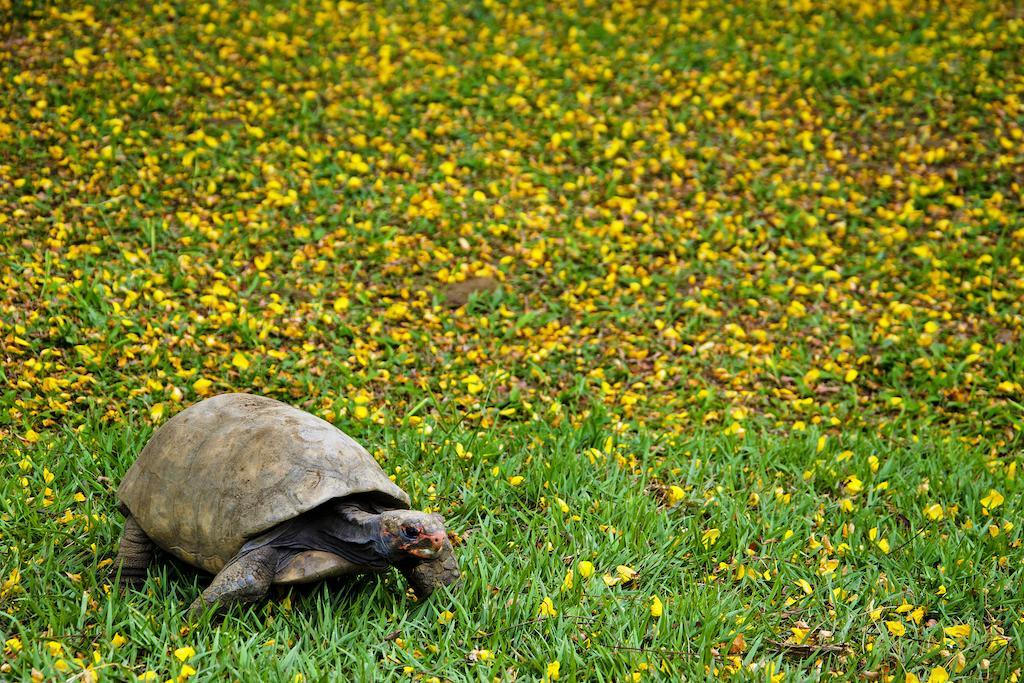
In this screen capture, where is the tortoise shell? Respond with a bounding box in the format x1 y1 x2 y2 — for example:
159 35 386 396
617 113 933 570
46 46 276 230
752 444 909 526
118 393 410 573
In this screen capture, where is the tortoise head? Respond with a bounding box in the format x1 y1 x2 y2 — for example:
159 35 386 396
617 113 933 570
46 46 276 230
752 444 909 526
378 510 447 561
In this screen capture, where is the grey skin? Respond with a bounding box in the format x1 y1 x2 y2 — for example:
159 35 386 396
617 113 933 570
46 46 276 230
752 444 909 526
115 501 459 617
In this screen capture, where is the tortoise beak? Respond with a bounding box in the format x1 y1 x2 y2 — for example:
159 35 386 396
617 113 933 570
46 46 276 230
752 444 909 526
407 531 446 560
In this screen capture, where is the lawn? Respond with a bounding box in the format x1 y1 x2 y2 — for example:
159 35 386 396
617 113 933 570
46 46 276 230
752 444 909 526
1 0 1022 680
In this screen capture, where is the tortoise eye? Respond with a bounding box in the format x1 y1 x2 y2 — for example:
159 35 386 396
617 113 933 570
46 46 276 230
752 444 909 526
403 525 420 538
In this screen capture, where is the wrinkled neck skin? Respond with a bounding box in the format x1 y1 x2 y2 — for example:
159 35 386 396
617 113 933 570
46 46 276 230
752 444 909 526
334 502 391 560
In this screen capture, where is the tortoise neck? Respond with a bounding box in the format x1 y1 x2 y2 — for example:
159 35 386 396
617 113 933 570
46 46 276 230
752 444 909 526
335 502 389 558
336 502 381 527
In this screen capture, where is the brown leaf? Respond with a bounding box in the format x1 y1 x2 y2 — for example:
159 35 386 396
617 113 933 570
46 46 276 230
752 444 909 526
443 277 499 308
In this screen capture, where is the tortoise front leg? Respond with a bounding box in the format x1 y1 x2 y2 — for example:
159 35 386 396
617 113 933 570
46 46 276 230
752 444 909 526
112 514 157 588
400 537 460 598
188 545 278 618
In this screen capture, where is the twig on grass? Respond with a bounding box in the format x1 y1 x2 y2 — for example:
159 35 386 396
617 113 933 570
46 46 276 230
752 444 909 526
887 526 928 557
64 662 134 683
768 640 850 659
599 643 693 658
473 615 598 639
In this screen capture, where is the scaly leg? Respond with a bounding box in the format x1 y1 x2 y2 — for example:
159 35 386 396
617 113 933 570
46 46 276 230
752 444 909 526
112 514 157 588
401 537 460 598
188 545 278 618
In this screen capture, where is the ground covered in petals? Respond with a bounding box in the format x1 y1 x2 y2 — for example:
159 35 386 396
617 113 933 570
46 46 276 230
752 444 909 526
1 0 1022 680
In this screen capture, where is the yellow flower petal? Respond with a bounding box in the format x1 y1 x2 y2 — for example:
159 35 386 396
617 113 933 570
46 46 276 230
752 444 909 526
174 646 195 662
666 485 684 505
886 620 906 636
943 624 970 640
616 565 638 583
981 489 1004 510
701 528 721 548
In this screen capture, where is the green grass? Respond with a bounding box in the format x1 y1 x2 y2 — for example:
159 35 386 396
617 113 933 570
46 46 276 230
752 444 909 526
3 414 1021 680
1 0 1023 679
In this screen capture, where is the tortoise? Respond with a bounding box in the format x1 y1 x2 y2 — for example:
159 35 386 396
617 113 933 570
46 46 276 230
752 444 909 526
113 393 460 616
